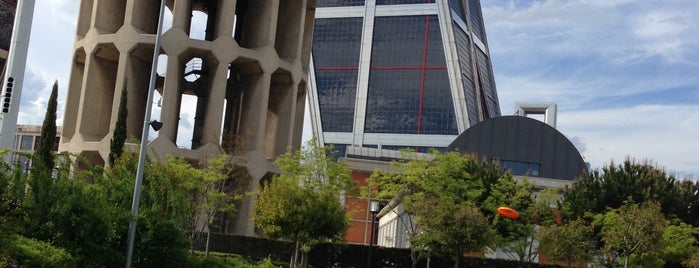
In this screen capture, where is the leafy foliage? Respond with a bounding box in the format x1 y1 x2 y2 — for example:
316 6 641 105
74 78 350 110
254 140 352 268
538 218 595 268
595 201 666 268
109 87 128 166
561 158 688 223
32 81 58 172
369 151 534 267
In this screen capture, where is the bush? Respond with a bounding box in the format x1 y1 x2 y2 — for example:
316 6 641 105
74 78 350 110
9 235 76 267
185 252 283 268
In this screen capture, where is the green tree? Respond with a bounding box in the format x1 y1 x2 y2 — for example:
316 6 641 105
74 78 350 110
561 158 686 223
26 82 59 240
652 221 698 267
32 81 58 172
501 188 560 263
596 201 666 268
254 140 352 268
109 87 128 166
538 218 595 268
370 151 533 268
102 152 199 266
165 154 241 255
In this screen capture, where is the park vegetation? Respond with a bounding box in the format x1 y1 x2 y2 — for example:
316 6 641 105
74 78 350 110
369 151 699 268
0 82 245 267
254 140 353 268
1 82 698 267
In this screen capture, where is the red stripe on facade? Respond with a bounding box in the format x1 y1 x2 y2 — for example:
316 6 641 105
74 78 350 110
370 66 446 70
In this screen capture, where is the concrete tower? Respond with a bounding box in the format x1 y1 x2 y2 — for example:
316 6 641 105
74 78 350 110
308 0 500 154
60 0 316 236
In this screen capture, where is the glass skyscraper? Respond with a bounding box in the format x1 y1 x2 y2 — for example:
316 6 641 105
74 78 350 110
308 0 500 154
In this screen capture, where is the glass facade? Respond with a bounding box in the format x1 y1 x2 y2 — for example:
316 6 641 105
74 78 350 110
0 0 16 51
468 0 484 40
500 160 541 177
19 135 32 150
310 0 499 151
366 15 456 135
317 0 365 7
376 0 431 5
313 18 363 132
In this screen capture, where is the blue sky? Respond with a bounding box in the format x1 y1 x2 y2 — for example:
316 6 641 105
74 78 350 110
14 0 699 178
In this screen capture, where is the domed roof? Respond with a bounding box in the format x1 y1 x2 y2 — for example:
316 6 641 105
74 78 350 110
447 116 586 180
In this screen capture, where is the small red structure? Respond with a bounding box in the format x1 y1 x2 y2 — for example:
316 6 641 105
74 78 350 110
497 206 520 219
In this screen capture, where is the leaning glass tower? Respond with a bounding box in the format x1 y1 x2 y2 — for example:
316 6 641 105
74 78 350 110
308 0 500 154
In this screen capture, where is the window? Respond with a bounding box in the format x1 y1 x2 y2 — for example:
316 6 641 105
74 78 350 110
317 0 365 7
313 18 363 132
34 136 41 150
20 135 33 151
500 160 540 177
365 16 457 135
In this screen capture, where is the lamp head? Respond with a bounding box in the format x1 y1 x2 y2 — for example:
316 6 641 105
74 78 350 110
369 199 380 214
149 120 163 131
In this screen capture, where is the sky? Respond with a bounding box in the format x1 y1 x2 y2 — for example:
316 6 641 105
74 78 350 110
11 0 699 178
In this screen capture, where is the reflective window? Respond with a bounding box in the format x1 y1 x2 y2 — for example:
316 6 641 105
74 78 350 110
34 136 41 151
376 0 431 5
500 160 541 177
315 70 358 132
380 145 445 153
449 0 465 21
20 135 33 151
313 18 363 68
313 18 364 132
317 0 365 7
54 136 60 151
453 23 481 125
476 48 500 118
468 0 484 40
365 16 456 135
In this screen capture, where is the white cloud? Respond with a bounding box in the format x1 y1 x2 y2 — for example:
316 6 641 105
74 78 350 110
483 1 699 177
558 104 699 177
11 0 698 178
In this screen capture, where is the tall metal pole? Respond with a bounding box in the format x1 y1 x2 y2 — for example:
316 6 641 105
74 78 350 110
124 0 166 266
367 212 376 268
0 0 35 163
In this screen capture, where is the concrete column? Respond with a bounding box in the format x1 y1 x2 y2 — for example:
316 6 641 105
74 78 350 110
172 0 192 34
201 62 228 146
240 72 271 151
159 56 182 143
214 0 236 40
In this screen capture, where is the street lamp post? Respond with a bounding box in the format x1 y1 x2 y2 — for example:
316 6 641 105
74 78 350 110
367 199 380 268
124 0 166 267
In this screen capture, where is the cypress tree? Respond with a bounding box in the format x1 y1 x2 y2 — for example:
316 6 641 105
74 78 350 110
28 81 58 236
33 81 58 172
109 87 128 166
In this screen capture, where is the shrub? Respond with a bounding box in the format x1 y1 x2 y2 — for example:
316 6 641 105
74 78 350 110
9 235 76 267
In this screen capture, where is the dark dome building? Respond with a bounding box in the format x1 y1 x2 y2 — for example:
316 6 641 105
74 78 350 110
447 115 587 181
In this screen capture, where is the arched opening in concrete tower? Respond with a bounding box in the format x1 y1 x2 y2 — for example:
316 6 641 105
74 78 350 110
223 58 262 153
275 0 303 61
189 0 219 41
176 56 215 150
80 44 118 142
75 1 93 39
190 11 208 41
233 0 273 49
265 69 294 159
62 48 86 143
132 1 173 34
94 0 126 34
